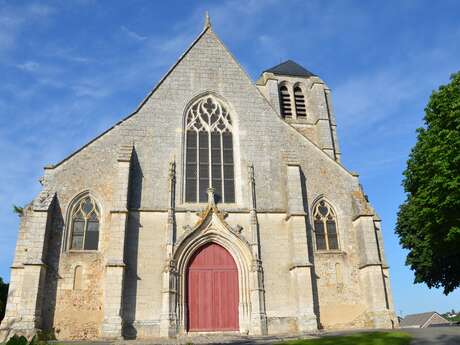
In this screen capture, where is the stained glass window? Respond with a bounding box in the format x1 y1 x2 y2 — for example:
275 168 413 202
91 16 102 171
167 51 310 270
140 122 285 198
313 200 339 251
70 196 100 250
185 96 235 203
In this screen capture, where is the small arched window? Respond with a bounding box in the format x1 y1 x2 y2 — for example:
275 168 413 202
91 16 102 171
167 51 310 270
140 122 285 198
69 195 100 250
294 86 306 117
313 200 339 250
73 265 83 290
184 96 235 203
279 85 292 118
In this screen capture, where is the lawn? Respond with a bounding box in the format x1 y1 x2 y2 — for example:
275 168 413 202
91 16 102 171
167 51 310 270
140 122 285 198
278 331 412 345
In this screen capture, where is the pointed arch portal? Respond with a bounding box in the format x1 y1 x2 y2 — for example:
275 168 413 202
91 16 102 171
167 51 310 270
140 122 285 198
162 189 267 336
187 243 239 331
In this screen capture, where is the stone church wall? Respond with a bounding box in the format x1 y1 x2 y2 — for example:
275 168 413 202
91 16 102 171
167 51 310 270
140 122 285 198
1 25 396 341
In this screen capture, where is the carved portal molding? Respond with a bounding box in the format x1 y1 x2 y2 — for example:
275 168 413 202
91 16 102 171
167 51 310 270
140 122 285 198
170 187 258 334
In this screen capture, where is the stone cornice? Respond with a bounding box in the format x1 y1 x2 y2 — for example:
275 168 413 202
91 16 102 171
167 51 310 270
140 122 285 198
359 262 383 270
106 260 126 267
289 262 313 271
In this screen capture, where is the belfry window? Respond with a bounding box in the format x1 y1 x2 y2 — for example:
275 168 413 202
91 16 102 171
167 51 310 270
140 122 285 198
279 85 292 118
185 96 235 203
69 196 100 250
313 200 339 250
294 86 306 117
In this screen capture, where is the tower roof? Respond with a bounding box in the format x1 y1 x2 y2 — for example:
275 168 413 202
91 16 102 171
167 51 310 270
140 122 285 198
264 60 315 78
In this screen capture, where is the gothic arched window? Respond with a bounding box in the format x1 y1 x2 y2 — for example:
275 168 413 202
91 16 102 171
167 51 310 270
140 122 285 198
294 86 306 117
185 96 235 203
69 195 100 250
279 85 292 118
313 200 339 250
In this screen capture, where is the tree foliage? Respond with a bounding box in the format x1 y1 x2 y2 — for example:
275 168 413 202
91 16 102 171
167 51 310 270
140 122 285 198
396 71 460 294
0 276 9 321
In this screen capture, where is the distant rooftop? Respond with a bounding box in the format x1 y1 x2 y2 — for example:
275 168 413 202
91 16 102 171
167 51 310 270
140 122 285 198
264 60 315 78
400 312 436 327
399 311 450 328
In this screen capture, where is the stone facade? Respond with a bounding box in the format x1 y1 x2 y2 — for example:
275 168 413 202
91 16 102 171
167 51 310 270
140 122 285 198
0 19 397 341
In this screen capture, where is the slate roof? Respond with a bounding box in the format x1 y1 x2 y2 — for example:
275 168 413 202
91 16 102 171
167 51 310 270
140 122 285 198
399 312 448 328
264 60 315 78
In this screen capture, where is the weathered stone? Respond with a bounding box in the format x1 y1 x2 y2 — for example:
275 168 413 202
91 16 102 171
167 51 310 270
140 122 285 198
0 18 396 342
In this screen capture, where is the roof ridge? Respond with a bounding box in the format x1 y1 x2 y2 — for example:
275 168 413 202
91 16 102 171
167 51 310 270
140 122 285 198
263 59 316 78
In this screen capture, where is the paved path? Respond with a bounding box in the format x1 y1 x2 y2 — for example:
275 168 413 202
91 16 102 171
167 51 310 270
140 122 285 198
325 327 460 345
64 333 316 345
55 327 460 344
113 333 316 345
404 327 460 345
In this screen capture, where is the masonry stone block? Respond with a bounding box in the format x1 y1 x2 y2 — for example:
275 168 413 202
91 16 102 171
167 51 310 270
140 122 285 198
0 21 396 341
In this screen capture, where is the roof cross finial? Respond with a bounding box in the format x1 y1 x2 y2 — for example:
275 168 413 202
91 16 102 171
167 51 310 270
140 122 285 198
204 11 211 29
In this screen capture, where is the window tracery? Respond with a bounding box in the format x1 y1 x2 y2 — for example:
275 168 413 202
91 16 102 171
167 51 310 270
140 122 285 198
313 199 339 250
69 195 100 250
185 96 235 203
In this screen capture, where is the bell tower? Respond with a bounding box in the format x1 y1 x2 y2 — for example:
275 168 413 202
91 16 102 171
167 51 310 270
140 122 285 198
256 60 341 162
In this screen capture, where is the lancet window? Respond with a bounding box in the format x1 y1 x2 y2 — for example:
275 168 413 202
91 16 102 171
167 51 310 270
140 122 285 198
313 199 339 250
69 195 100 250
185 96 235 203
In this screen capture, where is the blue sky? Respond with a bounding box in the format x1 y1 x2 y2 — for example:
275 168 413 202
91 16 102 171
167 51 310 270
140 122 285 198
1 0 459 316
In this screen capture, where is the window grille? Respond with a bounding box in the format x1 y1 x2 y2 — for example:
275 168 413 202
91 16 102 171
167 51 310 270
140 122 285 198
69 196 100 250
313 200 339 250
185 96 235 203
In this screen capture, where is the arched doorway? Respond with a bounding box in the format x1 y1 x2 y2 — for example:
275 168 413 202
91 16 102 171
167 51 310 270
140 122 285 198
186 243 239 332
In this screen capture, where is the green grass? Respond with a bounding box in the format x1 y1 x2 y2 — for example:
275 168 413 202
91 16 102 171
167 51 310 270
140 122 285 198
277 331 412 345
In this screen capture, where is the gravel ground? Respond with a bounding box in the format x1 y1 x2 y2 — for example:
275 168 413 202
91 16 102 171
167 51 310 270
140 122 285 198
404 327 460 345
50 327 460 345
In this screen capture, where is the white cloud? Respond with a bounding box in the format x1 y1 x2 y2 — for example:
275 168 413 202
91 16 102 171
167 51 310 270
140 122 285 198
0 2 56 55
51 48 93 64
121 25 148 42
15 61 40 72
333 32 460 141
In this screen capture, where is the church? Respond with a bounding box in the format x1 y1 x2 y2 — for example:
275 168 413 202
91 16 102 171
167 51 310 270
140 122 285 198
0 16 397 341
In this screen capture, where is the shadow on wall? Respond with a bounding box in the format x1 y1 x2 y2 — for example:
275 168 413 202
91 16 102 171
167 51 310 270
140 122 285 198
300 169 321 329
128 148 143 210
1 198 64 341
122 213 141 339
41 198 64 336
0 278 8 322
122 147 143 339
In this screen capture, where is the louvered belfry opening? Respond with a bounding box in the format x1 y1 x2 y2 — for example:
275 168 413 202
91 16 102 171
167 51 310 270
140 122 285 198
294 86 306 117
279 85 292 118
185 96 235 203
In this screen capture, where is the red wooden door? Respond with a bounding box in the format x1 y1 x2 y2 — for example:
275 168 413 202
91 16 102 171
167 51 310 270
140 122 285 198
187 243 239 331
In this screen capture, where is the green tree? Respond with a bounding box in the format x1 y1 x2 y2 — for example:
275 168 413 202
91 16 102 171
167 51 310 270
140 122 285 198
396 71 460 294
0 276 9 321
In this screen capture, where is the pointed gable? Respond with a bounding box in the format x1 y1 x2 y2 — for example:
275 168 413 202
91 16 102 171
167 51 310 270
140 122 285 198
264 60 315 77
46 20 355 212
